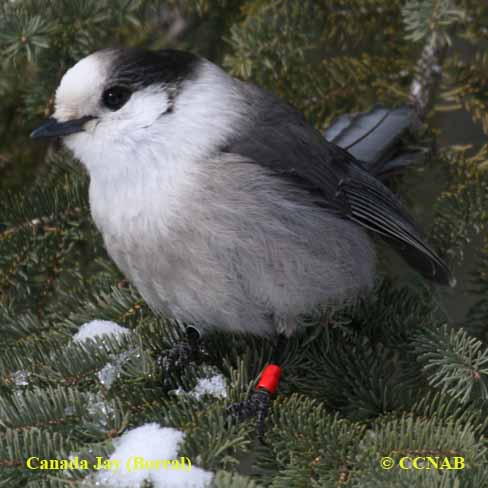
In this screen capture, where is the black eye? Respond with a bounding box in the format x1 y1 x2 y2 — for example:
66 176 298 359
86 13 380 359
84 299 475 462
102 86 132 111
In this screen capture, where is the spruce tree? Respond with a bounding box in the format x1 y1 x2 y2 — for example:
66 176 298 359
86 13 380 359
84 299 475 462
1 1 487 487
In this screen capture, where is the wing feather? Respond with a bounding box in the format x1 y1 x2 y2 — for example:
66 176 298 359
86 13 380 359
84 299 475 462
222 81 454 285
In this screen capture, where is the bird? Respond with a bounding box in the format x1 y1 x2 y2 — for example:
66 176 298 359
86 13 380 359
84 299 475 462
31 48 454 434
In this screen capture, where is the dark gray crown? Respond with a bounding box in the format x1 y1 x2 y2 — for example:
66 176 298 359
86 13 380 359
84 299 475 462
108 48 201 89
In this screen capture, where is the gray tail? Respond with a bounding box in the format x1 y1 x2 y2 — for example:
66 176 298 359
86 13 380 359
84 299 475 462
325 105 455 287
324 105 425 179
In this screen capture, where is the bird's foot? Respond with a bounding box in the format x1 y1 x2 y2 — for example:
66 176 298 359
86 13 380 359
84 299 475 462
227 388 272 442
227 364 282 442
158 326 207 389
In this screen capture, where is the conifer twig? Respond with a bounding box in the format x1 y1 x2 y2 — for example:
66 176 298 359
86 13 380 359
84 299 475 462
406 0 466 121
0 208 82 239
408 32 448 121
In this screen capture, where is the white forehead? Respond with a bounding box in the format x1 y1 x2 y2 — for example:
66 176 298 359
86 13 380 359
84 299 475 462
54 52 112 121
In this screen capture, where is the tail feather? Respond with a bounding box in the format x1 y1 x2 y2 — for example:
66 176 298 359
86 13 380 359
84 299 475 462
324 105 424 179
343 167 455 287
324 105 455 286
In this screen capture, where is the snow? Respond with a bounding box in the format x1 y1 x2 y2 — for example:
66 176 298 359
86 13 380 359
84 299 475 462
175 374 227 400
73 320 130 343
93 423 213 487
72 320 131 388
191 374 227 399
97 350 131 389
86 393 115 428
10 370 29 386
410 80 421 97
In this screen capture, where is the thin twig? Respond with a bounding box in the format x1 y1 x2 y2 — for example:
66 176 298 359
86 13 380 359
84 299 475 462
408 32 449 121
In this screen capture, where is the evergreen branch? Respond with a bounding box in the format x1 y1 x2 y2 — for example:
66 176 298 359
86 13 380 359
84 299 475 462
213 471 262 488
402 0 466 42
442 52 488 134
408 29 448 119
0 386 127 440
432 145 488 260
459 1 488 43
413 324 488 403
36 336 130 387
405 0 466 120
0 428 75 483
303 327 426 418
61 285 146 330
354 412 487 486
412 391 488 434
258 395 365 486
0 209 83 240
0 307 68 346
466 242 488 336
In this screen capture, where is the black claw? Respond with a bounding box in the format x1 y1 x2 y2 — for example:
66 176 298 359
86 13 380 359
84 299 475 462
255 390 271 439
227 388 272 442
158 341 196 372
158 326 207 388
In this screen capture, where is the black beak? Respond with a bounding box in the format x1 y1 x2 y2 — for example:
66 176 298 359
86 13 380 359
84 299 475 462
30 115 94 139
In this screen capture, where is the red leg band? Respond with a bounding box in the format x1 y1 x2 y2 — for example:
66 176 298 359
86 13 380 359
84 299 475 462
256 364 282 395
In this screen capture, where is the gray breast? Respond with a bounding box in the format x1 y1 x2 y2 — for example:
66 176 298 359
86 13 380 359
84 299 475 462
193 155 376 336
96 153 375 337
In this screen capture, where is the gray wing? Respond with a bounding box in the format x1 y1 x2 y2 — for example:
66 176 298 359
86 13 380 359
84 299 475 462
222 83 454 286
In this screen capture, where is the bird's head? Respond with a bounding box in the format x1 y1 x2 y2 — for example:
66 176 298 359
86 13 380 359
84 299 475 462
31 48 243 176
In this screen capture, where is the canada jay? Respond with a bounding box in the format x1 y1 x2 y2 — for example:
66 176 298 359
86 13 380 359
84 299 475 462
32 48 454 432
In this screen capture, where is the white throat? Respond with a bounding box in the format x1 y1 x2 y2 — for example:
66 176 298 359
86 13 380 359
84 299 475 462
64 62 243 179
65 61 246 240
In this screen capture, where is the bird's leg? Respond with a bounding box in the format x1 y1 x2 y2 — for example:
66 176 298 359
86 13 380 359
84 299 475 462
227 334 286 441
158 325 207 387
